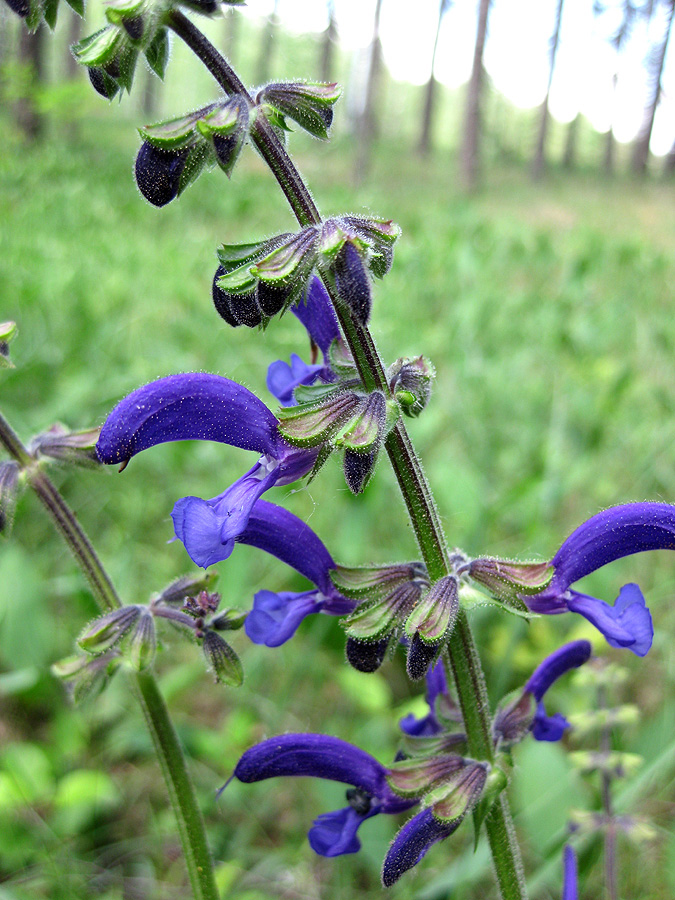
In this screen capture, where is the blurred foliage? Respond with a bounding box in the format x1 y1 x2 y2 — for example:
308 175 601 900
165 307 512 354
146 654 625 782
1 14 675 900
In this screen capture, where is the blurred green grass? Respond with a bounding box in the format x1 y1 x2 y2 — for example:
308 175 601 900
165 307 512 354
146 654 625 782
2 37 675 899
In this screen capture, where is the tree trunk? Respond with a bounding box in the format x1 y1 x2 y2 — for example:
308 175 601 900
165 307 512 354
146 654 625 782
255 0 280 85
664 136 675 173
460 0 491 191
418 0 448 156
562 113 579 169
320 0 337 82
223 4 239 64
354 0 384 184
632 0 674 174
532 0 564 179
15 24 46 141
66 12 82 79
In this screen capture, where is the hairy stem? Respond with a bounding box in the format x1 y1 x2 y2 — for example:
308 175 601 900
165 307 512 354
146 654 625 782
168 16 527 898
0 410 218 900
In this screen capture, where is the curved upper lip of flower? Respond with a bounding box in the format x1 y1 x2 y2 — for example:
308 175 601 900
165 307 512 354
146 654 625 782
96 372 280 465
545 502 675 595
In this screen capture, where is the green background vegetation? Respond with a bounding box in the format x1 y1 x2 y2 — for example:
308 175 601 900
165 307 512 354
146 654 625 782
1 13 675 900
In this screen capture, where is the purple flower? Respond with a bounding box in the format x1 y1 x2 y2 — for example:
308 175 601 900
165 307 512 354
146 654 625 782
493 641 592 744
231 733 415 858
524 503 675 656
237 500 353 646
525 640 592 741
266 277 341 407
381 808 460 887
562 844 578 900
96 373 316 568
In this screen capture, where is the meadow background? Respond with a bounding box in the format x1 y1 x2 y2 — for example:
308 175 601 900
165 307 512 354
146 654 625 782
1 6 675 899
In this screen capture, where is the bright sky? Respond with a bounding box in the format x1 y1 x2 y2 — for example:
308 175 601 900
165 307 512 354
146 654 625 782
240 0 675 155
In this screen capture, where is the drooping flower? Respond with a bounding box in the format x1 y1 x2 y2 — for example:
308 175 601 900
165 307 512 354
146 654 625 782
96 373 316 567
230 733 416 858
522 503 675 656
236 499 353 646
494 640 592 744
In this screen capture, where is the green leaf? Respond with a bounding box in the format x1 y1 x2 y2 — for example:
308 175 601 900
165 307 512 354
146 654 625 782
144 26 169 79
64 0 84 14
43 0 59 30
216 239 272 273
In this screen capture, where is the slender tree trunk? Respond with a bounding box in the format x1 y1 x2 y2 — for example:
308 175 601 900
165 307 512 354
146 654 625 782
255 0 280 85
664 135 675 172
15 24 46 140
418 0 448 156
354 0 384 184
320 0 337 82
460 0 491 191
632 0 674 174
562 112 579 169
532 0 564 179
66 12 82 79
223 4 239 64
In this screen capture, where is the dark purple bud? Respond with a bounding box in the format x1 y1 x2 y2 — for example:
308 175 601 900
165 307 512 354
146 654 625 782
345 636 390 673
333 241 372 325
256 280 290 317
382 808 459 887
212 132 238 170
122 15 144 41
211 265 240 327
3 0 29 17
343 448 377 494
88 66 120 100
226 291 264 328
406 632 441 681
135 141 188 207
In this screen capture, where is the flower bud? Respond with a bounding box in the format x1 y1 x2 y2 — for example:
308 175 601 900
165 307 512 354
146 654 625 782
202 631 243 686
122 15 144 41
257 81 341 140
210 608 248 631
87 66 121 99
405 576 459 679
157 571 218 606
345 635 390 673
343 448 376 494
78 605 141 654
389 356 435 418
333 241 371 325
0 462 20 536
129 608 156 671
52 651 121 704
135 142 189 207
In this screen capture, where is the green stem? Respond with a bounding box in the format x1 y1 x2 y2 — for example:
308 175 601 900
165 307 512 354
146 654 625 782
0 411 219 900
165 17 527 898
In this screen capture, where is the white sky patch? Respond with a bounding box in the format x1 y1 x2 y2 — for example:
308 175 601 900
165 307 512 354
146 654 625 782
238 0 675 154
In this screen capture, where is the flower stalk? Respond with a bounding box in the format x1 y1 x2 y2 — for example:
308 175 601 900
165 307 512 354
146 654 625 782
0 410 218 900
166 15 526 898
